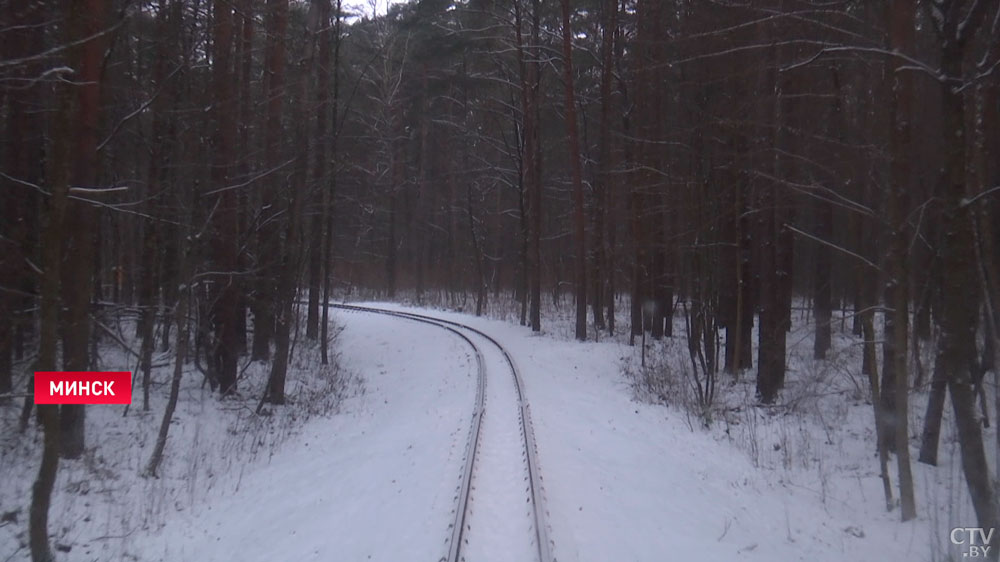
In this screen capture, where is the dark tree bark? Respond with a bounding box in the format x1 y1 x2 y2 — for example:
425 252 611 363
306 0 331 341
726 151 754 373
137 223 159 411
886 0 916 520
234 0 255 353
812 198 832 360
264 0 294 406
145 170 192 478
630 0 664 343
30 0 83 552
252 0 290 362
526 0 542 333
932 0 997 547
559 0 587 341
863 313 894 512
1 0 44 397
137 0 173 411
754 34 783 403
919 353 947 465
59 0 109 460
757 185 784 404
210 0 240 396
320 0 342 366
591 0 617 334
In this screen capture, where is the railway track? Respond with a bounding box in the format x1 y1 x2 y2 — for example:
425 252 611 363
330 304 554 562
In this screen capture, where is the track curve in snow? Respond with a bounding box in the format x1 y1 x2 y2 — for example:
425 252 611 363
330 304 555 562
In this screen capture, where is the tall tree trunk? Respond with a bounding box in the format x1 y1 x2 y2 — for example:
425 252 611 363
306 0 331 341
60 0 109 460
211 0 240 396
934 4 997 546
864 313 894 512
265 0 296 406
253 0 289 362
320 0 341 366
137 0 173 411
755 31 787 403
559 0 587 341
886 0 916 520
630 0 662 343
144 182 192 478
726 151 754 373
757 186 784 403
812 198 832 360
919 353 947 465
137 224 159 411
234 0 254 353
592 0 616 334
527 0 542 333
29 0 83 552
468 179 486 316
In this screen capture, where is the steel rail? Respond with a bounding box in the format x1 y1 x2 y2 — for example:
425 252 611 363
329 304 485 562
331 304 554 562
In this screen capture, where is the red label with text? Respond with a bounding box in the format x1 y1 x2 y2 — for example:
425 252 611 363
34 372 132 404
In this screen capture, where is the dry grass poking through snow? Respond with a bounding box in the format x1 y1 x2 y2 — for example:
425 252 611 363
314 289 989 560
0 313 361 562
620 304 991 562
372 288 995 561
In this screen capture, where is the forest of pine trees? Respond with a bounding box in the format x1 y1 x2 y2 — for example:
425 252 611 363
2 0 999 559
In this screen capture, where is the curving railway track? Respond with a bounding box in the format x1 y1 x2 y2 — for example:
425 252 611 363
330 304 555 562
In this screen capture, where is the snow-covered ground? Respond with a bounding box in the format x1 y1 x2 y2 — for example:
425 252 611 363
0 319 357 561
1 297 987 561
369 302 936 562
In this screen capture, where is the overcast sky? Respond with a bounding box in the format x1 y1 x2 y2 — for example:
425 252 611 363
343 0 410 20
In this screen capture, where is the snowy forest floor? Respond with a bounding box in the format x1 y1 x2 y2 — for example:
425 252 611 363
356 291 984 562
1 317 359 561
0 292 987 561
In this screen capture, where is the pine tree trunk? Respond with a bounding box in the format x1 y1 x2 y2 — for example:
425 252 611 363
266 0 299 405
591 0 616 334
211 0 240 396
144 200 192 478
886 0 916 520
138 226 158 411
29 0 80 550
59 0 108 460
253 0 289 362
560 0 587 341
934 9 998 545
757 190 783 403
304 0 327 341
320 0 341 366
918 354 947 465
527 0 542 333
234 0 254 353
813 199 832 360
863 314 894 511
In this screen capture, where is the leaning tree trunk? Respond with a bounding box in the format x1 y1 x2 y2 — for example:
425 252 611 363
144 202 192 478
933 4 998 549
